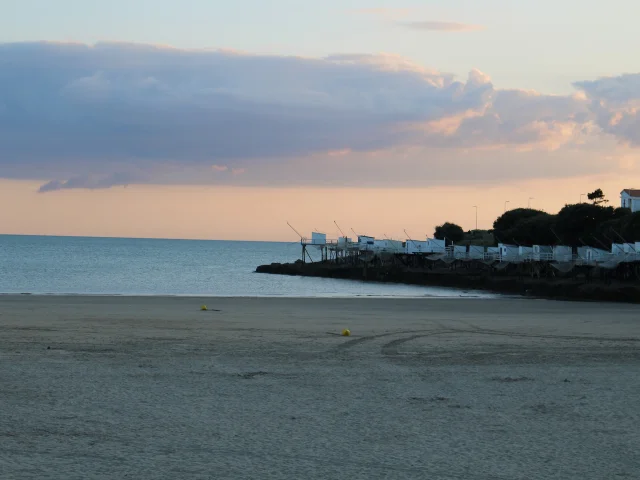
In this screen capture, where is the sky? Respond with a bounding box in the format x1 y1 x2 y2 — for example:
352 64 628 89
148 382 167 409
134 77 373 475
1 0 640 241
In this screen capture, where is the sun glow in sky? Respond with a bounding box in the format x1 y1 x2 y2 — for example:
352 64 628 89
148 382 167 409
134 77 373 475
2 0 640 240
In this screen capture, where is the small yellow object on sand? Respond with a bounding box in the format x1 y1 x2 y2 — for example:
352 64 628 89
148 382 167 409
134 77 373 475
341 328 351 337
201 305 208 311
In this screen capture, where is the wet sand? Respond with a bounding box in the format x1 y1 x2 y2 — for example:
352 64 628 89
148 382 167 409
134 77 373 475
1 295 639 479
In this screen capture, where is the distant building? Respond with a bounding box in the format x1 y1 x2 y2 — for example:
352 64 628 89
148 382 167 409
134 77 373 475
311 232 326 245
620 189 640 212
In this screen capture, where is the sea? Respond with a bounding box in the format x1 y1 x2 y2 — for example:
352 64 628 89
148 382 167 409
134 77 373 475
0 235 494 298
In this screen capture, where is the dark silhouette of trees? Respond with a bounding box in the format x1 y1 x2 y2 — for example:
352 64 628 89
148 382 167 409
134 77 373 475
555 203 620 246
595 210 640 246
507 214 558 246
437 197 640 249
434 222 464 244
493 208 551 244
587 188 608 205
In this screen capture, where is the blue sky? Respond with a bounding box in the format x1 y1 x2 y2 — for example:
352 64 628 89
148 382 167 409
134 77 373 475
4 0 640 94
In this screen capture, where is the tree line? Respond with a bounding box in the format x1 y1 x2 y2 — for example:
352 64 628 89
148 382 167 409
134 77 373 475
434 189 640 248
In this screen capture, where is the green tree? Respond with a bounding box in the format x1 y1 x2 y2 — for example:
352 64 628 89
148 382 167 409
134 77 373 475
434 222 464 244
587 188 608 205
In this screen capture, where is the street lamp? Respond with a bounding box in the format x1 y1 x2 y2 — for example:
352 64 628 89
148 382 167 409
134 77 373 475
504 200 510 212
528 197 534 208
473 206 478 231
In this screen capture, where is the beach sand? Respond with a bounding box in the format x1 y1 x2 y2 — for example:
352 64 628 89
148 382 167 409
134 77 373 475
1 295 639 479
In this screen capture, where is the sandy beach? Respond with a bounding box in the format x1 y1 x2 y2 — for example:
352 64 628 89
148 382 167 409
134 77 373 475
1 295 639 479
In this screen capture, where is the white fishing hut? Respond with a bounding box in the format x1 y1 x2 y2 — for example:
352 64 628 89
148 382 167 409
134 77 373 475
553 246 572 262
468 245 485 259
375 239 404 253
498 243 519 261
611 243 626 256
533 245 552 261
406 239 429 254
426 238 446 253
357 235 375 251
311 232 326 245
519 246 534 258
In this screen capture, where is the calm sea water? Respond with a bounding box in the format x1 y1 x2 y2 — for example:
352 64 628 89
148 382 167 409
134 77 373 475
0 235 493 298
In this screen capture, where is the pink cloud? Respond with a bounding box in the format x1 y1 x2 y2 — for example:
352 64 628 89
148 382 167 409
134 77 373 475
398 21 485 32
348 8 413 18
327 149 352 157
2 41 639 193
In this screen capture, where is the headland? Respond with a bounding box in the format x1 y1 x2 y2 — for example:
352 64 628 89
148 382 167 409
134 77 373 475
256 260 640 303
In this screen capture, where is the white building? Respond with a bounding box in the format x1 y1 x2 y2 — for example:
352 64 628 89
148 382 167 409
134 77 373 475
373 239 404 253
533 245 553 261
468 245 485 259
589 247 610 261
426 238 446 253
611 243 626 256
310 232 326 245
620 189 640 212
337 237 353 247
553 246 572 262
578 247 609 262
357 235 375 251
518 246 534 258
406 240 429 254
498 243 519 261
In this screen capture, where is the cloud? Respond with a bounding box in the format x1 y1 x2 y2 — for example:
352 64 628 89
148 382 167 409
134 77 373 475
0 41 636 191
574 74 640 146
349 8 485 32
327 149 352 157
38 172 143 192
397 21 485 32
348 8 413 18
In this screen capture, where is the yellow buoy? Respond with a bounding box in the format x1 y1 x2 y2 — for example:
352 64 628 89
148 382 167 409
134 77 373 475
341 328 351 337
201 305 208 311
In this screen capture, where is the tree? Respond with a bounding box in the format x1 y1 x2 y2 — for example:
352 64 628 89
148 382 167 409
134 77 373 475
434 222 464 244
555 203 618 246
587 188 608 205
621 212 640 242
493 208 548 243
503 214 558 246
597 210 640 246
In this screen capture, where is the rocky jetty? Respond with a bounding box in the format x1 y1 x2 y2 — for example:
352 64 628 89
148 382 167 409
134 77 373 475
256 261 640 303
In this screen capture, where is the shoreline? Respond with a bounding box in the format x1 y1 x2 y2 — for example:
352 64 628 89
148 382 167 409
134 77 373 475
0 291 499 299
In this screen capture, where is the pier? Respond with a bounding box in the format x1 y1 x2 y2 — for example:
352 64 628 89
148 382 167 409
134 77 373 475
298 232 640 276
258 231 640 303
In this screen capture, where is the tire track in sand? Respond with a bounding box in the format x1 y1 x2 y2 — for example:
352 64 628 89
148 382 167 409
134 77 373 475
379 324 640 357
380 331 456 356
332 329 452 352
